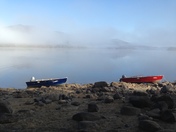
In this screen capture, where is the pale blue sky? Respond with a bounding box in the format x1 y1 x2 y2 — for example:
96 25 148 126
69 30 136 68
0 0 176 47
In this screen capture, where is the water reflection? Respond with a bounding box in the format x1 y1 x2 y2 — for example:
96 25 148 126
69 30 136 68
0 47 176 88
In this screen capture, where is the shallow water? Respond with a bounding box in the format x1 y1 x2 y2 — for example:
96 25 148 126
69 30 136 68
0 47 175 88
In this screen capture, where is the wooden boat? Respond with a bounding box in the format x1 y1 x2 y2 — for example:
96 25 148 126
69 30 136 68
26 77 67 88
119 75 163 83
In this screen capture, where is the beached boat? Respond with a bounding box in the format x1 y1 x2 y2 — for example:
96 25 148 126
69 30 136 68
26 77 67 88
119 75 163 83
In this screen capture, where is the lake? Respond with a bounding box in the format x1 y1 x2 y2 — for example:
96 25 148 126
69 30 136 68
0 47 176 89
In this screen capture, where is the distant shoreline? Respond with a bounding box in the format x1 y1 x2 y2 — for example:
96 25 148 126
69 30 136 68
0 44 176 51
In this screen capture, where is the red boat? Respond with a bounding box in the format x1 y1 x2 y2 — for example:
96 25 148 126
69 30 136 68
119 75 163 83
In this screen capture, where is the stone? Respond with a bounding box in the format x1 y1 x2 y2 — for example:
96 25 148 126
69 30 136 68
133 90 148 96
0 100 13 114
78 121 99 131
146 108 161 119
157 129 175 132
129 96 152 108
161 110 176 123
72 112 101 121
104 96 114 103
113 92 122 100
93 81 108 88
153 101 168 112
71 101 80 106
156 95 174 109
88 103 99 112
120 106 141 116
139 120 161 132
0 113 18 124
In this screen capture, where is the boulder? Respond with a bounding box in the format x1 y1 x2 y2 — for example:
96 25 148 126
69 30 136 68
146 108 161 119
93 81 108 88
133 90 148 96
157 129 175 132
0 113 17 124
72 112 101 121
113 92 122 100
78 121 99 131
129 96 152 108
104 96 114 103
153 101 168 112
71 101 80 106
139 120 161 132
160 85 176 93
161 110 176 123
120 106 141 116
0 101 13 114
88 103 99 112
155 95 174 109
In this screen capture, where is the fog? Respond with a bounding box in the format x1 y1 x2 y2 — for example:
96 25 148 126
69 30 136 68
0 23 176 49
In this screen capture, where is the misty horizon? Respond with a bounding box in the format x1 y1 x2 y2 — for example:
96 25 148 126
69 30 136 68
0 24 176 49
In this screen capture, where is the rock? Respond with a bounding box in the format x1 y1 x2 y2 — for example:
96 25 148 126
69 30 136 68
58 100 68 104
146 108 161 119
157 129 175 132
113 92 122 100
0 100 13 114
120 106 141 116
133 90 148 96
110 82 120 88
78 121 99 131
47 94 60 101
59 94 70 100
160 83 176 94
71 101 80 106
106 130 119 132
35 101 45 106
93 81 108 88
138 114 153 121
139 120 161 132
58 128 73 132
100 87 111 92
85 94 91 98
88 103 99 112
104 96 114 103
146 88 159 95
129 96 152 108
161 110 176 123
43 98 52 104
34 97 43 102
0 113 18 124
153 101 168 112
72 112 101 121
25 100 34 105
155 95 174 109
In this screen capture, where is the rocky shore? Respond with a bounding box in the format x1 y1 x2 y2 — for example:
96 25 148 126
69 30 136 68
0 81 176 132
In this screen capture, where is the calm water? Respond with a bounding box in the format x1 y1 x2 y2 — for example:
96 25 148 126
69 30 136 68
0 47 176 89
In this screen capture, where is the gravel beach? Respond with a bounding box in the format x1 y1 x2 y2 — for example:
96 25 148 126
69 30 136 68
0 81 176 132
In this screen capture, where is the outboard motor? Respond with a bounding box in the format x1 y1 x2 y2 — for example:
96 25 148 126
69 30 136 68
30 76 35 81
122 75 126 78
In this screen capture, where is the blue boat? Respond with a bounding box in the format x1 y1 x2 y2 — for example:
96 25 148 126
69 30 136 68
26 77 67 88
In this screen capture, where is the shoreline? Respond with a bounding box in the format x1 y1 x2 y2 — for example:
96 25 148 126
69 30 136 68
0 81 176 131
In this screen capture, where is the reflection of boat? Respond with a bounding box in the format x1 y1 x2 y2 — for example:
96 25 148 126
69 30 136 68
119 75 163 83
26 77 67 88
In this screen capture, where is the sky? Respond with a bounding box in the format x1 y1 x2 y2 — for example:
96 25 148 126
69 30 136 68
0 0 176 47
